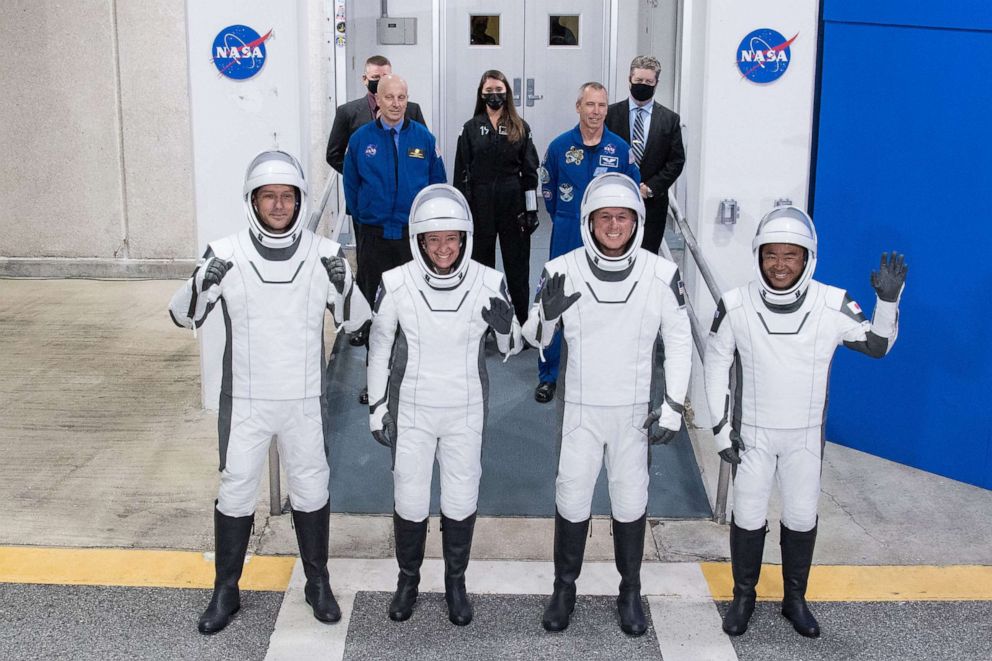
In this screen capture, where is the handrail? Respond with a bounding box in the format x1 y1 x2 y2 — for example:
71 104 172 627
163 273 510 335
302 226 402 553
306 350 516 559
307 169 344 236
664 195 734 525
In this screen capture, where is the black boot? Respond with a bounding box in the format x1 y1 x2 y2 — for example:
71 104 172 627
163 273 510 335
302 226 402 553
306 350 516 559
441 512 477 626
389 512 428 621
542 511 589 632
198 504 254 635
780 523 820 638
721 519 766 636
613 515 647 636
293 501 341 623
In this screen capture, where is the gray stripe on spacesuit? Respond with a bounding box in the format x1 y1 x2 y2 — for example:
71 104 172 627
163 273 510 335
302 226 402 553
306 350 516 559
169 309 185 329
586 280 640 304
668 270 686 307
755 310 810 335
218 393 233 473
386 326 409 471
731 350 743 439
248 260 305 284
710 299 726 334
217 298 235 471
760 289 807 313
477 334 489 447
552 338 568 483
249 231 302 261
584 253 635 282
843 332 889 358
187 247 214 321
417 288 469 312
664 393 684 414
839 293 868 323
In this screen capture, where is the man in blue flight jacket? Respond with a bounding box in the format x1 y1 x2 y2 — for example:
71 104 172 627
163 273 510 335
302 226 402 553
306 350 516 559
344 74 447 312
534 82 640 403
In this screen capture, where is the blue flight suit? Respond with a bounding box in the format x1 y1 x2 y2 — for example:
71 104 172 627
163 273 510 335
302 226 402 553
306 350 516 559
538 125 640 384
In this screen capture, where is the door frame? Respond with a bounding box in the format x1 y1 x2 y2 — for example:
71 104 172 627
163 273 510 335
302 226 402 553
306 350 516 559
434 0 622 159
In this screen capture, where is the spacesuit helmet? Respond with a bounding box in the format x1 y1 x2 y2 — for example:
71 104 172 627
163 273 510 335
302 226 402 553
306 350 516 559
579 173 645 272
243 150 308 249
408 184 474 290
751 205 818 305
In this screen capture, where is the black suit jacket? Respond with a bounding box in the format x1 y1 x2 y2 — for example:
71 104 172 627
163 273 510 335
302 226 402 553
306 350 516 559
605 100 685 223
325 96 426 174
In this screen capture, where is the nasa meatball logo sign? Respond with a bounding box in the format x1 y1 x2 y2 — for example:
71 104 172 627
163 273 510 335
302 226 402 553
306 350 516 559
212 25 273 80
737 28 797 84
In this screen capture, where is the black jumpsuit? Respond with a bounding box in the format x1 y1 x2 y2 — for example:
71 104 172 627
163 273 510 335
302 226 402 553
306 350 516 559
453 115 540 323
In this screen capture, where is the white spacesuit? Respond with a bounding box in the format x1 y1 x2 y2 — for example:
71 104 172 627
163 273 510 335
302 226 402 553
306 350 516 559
169 150 370 634
367 184 522 627
522 173 692 637
704 205 906 639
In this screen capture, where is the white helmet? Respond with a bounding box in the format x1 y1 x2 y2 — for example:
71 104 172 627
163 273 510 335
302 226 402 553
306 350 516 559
408 184 474 290
751 205 817 305
579 173 645 272
243 150 308 249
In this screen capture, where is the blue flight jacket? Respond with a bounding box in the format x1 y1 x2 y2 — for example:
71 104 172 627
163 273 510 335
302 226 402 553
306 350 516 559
540 125 640 258
344 118 447 239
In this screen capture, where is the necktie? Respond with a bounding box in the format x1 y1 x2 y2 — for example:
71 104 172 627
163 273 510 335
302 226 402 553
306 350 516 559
631 108 645 165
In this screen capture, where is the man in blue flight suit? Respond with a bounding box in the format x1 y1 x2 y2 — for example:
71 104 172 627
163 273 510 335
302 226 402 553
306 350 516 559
344 74 446 404
534 82 641 403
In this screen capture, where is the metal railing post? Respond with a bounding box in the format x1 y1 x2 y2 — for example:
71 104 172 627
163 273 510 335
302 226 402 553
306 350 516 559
666 197 734 525
268 437 281 516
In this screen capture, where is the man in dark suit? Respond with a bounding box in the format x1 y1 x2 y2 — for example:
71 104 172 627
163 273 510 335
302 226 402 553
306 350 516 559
606 55 685 254
326 55 426 351
325 55 427 175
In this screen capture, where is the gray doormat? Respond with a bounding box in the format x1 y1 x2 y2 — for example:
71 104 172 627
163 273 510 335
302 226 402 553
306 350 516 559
323 336 712 518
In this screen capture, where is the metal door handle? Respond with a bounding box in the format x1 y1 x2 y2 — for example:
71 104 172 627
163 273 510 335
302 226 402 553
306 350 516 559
526 78 543 107
513 78 522 107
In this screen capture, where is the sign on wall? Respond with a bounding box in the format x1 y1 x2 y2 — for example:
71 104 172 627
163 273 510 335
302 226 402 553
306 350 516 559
737 28 798 84
212 24 273 80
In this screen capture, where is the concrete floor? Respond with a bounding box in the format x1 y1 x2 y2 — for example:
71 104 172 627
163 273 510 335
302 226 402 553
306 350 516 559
2 278 992 567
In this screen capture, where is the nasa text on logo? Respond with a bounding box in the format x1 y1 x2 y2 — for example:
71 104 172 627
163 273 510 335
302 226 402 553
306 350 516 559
736 28 797 84
212 25 273 80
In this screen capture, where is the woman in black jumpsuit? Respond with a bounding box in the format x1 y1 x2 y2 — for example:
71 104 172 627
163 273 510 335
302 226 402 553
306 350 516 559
453 70 540 323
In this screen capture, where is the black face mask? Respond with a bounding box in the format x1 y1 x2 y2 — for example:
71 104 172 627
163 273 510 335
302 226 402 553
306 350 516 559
367 78 379 95
630 82 656 102
483 92 506 110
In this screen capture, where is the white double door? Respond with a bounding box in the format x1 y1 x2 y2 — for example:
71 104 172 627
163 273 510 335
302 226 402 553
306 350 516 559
441 0 610 172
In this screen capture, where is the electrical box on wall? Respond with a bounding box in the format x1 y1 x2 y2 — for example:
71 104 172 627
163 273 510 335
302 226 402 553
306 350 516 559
377 17 416 45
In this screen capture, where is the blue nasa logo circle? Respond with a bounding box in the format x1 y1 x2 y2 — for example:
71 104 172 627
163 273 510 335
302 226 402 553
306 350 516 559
737 28 797 84
212 24 271 80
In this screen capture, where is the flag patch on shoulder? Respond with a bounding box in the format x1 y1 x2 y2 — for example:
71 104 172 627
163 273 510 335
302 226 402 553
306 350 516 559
847 300 862 315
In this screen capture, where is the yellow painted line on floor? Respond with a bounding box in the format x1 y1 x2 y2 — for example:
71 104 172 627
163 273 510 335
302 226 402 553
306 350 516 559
700 562 992 601
0 547 294 591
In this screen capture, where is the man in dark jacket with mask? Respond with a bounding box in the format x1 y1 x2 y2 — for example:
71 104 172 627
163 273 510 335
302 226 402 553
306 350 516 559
606 55 685 254
326 55 426 175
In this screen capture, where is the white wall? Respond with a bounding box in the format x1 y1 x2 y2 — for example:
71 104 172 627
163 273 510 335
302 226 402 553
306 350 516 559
345 0 436 130
678 0 820 425
0 0 195 273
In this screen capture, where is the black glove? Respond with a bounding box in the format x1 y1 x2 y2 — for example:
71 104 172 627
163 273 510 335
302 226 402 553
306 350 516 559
371 411 397 449
202 260 233 289
719 429 745 464
540 273 581 321
642 409 679 445
321 256 347 294
719 447 741 465
517 210 539 236
481 296 514 335
870 252 908 302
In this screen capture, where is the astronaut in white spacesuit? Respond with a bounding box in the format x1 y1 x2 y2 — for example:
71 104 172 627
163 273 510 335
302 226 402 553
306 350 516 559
169 150 370 634
704 205 906 638
522 173 693 636
367 184 523 627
